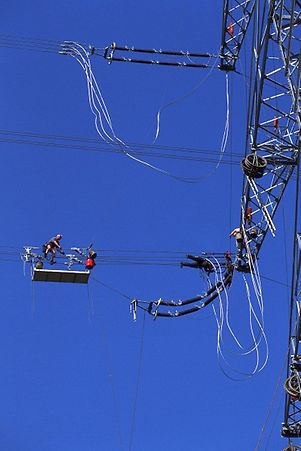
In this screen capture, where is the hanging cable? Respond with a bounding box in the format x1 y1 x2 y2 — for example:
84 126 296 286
211 256 243 348
153 54 219 143
128 312 146 451
97 300 125 451
254 344 291 451
0 33 61 54
91 276 132 301
61 41 230 183
209 250 268 379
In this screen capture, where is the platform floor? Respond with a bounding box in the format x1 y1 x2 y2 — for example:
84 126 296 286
32 268 90 283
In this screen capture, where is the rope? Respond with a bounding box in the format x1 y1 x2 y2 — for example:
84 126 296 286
98 303 125 451
254 344 291 451
128 312 146 451
87 283 94 321
91 276 132 301
31 280 36 319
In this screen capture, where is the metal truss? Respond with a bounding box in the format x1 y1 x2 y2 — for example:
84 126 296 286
220 0 255 70
101 43 213 68
239 0 301 265
282 233 301 442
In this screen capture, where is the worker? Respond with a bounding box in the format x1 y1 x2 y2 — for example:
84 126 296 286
230 227 244 254
181 255 213 272
43 234 64 264
230 228 243 242
224 251 232 264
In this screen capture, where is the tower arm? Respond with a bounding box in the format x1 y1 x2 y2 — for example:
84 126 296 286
219 0 256 71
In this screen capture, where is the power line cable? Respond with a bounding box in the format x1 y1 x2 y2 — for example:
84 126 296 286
62 41 224 183
97 297 125 451
128 312 146 451
91 276 131 301
0 127 244 157
254 344 290 451
1 132 299 181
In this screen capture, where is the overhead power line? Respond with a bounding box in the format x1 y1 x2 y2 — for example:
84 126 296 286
1 129 300 182
0 129 243 166
0 33 61 54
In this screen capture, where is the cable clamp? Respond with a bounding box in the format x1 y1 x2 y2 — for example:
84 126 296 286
130 299 138 321
153 298 162 320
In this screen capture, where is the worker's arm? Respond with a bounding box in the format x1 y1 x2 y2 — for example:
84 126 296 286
53 240 64 254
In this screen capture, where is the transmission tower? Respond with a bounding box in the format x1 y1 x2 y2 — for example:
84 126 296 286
221 0 301 448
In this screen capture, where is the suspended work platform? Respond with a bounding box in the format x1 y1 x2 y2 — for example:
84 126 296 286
32 269 90 284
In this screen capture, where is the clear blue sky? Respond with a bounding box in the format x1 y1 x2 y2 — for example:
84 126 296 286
0 1 296 450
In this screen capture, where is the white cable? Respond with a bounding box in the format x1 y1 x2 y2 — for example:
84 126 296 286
212 256 243 348
241 219 263 303
215 266 257 356
81 44 225 183
209 255 268 377
152 57 229 180
153 55 219 143
237 233 267 360
214 275 267 378
68 44 118 144
209 259 243 372
243 274 260 374
215 72 230 170
64 41 216 183
243 275 269 374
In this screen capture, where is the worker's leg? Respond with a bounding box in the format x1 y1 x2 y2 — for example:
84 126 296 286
45 246 50 259
49 249 56 264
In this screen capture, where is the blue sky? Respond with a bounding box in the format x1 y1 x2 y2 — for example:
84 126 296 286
0 1 296 450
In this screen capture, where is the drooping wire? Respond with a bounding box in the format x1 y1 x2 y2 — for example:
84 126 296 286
254 343 291 451
213 279 267 380
241 220 264 304
210 259 249 357
31 279 36 319
243 275 261 375
128 311 146 451
0 127 241 153
153 54 219 143
210 257 243 349
1 128 299 181
152 58 230 179
215 72 230 171
0 33 61 54
210 251 268 379
62 41 192 181
87 283 94 321
91 276 132 301
97 298 125 451
0 132 243 166
61 41 226 183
